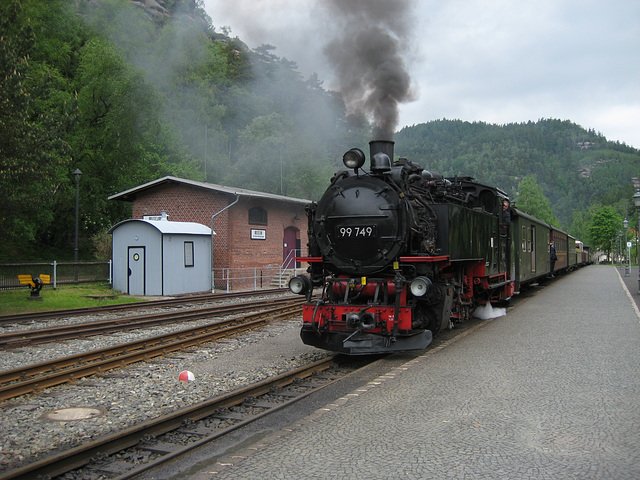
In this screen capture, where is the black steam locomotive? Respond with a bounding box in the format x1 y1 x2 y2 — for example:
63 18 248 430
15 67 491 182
289 140 589 354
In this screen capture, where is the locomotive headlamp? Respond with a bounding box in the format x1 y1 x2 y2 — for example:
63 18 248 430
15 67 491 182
289 275 312 295
410 276 432 297
343 148 366 170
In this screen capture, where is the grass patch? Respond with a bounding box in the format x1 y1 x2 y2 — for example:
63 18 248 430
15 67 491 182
0 283 150 315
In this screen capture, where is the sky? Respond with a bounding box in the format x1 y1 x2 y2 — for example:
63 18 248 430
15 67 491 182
203 0 640 149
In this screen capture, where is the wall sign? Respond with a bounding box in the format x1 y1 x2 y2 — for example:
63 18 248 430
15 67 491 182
251 229 266 240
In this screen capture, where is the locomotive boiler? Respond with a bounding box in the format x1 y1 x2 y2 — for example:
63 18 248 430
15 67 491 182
289 140 514 354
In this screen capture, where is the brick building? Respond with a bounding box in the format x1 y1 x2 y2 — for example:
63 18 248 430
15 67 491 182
108 176 310 291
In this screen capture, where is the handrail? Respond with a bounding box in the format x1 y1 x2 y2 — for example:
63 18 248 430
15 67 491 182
279 249 300 276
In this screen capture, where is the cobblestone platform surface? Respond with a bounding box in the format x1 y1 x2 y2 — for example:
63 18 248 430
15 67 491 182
188 265 640 479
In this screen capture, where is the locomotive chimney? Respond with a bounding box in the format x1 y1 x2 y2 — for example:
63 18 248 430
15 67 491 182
369 140 394 172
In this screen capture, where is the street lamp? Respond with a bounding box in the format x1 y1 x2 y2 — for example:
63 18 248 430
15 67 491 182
618 231 623 269
73 168 82 282
624 218 629 276
634 190 640 294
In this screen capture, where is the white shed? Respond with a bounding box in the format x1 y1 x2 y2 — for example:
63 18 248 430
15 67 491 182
109 215 212 296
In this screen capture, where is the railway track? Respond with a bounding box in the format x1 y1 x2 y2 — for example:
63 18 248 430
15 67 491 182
0 355 376 480
0 293 525 479
0 296 300 348
0 288 288 325
0 300 305 401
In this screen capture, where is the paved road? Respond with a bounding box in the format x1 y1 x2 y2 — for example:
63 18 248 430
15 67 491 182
171 265 640 479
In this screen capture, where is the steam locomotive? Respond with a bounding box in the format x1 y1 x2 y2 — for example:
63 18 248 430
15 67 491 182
289 140 590 354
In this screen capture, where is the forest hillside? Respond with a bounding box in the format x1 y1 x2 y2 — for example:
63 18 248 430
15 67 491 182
1 0 638 260
395 119 640 236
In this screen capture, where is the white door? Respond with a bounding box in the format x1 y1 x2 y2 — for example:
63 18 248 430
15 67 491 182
128 247 145 295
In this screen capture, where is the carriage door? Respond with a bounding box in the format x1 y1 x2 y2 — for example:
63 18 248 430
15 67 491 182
283 227 298 269
128 246 146 295
530 226 536 272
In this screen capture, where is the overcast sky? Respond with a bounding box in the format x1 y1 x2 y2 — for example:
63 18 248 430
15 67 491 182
203 0 640 148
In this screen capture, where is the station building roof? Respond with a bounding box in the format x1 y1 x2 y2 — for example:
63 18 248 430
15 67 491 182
108 176 311 205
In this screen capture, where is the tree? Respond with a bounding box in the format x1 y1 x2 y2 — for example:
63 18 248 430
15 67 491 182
515 176 559 226
588 206 623 261
70 37 202 235
0 0 77 257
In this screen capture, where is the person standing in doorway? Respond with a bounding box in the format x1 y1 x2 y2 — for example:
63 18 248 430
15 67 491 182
501 199 511 233
550 241 557 277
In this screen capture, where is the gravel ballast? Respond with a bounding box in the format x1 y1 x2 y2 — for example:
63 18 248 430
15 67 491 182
0 305 329 474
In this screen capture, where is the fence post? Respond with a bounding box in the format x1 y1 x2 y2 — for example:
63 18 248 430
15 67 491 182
52 260 57 289
108 260 113 286
254 267 257 291
226 268 230 293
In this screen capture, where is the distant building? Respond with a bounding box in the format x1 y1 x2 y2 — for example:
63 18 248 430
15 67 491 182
108 177 310 292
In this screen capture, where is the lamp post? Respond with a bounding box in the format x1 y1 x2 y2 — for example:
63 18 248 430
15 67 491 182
73 168 82 282
634 190 640 294
618 231 623 269
624 218 629 276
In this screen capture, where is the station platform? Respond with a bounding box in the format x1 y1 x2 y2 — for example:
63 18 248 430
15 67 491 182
182 265 640 479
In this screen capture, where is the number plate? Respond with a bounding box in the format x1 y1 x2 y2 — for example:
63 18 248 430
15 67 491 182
336 225 376 238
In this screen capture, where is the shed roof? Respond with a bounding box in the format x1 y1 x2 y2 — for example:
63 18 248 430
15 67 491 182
108 176 311 205
108 218 212 235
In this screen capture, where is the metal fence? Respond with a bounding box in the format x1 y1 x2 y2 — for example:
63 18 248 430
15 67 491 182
0 261 112 290
213 264 304 292
213 249 305 292
1 252 307 293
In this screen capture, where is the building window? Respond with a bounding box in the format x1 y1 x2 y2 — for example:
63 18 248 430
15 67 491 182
249 206 268 225
184 241 194 267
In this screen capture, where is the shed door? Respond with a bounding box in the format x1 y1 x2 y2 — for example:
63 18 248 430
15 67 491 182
128 247 146 295
283 227 298 269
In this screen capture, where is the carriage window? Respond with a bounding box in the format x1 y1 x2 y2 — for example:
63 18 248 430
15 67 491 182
522 226 527 251
249 207 268 225
184 241 194 267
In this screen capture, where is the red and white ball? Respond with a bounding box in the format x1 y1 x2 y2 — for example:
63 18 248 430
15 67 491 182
178 370 195 382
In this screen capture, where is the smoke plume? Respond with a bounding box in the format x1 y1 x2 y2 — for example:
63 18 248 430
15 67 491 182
321 0 416 140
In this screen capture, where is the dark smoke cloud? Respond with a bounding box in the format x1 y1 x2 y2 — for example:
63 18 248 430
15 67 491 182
322 0 416 140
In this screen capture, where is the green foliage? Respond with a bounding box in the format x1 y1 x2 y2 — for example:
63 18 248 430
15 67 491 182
588 206 623 258
396 119 640 240
3 0 637 263
0 0 78 256
569 205 597 247
1 0 358 261
91 230 112 260
515 176 559 226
